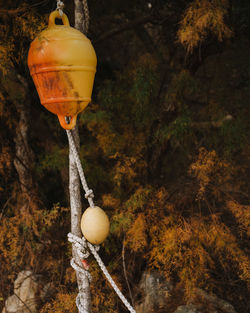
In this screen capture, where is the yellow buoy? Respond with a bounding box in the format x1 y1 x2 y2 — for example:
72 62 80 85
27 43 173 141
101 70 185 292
81 206 110 244
28 10 97 130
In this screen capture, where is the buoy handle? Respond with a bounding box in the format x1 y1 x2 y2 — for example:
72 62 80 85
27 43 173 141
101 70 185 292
58 115 77 130
48 10 70 27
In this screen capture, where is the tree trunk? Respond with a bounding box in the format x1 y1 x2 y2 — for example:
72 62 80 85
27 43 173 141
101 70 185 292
69 127 92 312
1 70 39 210
14 99 38 209
74 0 85 33
68 0 91 311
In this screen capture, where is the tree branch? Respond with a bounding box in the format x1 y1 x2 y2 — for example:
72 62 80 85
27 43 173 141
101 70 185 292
0 8 26 15
190 115 233 129
122 239 134 308
95 15 152 43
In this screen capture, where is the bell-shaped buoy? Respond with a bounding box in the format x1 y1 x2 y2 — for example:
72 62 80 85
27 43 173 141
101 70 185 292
81 206 110 245
28 10 97 130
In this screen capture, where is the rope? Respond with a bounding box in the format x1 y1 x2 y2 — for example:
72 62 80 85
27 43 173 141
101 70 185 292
68 233 92 313
68 233 91 261
66 130 94 208
66 128 136 313
87 242 136 313
57 0 89 35
56 0 64 16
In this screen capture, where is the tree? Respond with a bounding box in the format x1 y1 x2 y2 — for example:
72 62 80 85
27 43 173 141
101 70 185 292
68 0 92 311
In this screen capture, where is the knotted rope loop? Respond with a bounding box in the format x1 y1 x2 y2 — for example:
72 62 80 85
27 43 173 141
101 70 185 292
68 233 90 259
85 189 94 200
68 233 92 313
57 0 64 17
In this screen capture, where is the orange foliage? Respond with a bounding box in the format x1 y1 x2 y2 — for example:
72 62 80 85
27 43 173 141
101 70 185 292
227 200 250 236
178 0 232 52
102 194 121 209
126 213 147 252
0 3 46 73
0 147 11 173
110 148 249 303
189 147 231 200
89 262 121 313
41 292 77 313
0 204 70 304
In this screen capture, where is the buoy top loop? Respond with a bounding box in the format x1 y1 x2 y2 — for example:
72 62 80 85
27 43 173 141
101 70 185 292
48 10 70 27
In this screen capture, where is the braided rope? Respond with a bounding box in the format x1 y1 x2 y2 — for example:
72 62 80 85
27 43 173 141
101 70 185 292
87 242 136 313
68 233 90 260
66 128 136 313
66 130 95 208
68 233 91 313
56 0 64 16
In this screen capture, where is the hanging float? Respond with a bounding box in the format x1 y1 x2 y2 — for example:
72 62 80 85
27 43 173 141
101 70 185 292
28 10 97 130
81 206 110 244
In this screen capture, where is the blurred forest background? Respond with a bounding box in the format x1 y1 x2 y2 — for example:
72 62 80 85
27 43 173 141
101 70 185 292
0 0 249 312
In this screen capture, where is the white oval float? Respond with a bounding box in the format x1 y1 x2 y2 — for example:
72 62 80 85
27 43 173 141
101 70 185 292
81 206 110 244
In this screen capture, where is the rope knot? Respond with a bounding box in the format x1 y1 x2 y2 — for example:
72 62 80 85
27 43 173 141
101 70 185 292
85 189 94 200
57 0 64 16
68 233 90 259
68 233 92 313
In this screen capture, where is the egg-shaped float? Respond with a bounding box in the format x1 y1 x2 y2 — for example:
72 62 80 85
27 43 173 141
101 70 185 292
81 206 110 245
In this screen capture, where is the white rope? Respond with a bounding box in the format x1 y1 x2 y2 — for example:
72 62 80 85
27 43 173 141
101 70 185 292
56 0 64 16
66 130 95 208
66 128 136 313
87 242 136 313
68 233 91 260
68 233 92 313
